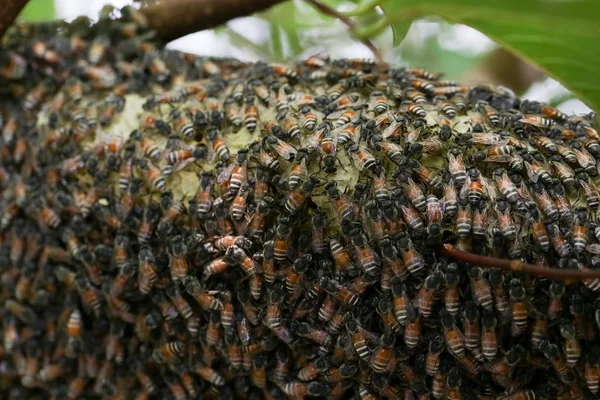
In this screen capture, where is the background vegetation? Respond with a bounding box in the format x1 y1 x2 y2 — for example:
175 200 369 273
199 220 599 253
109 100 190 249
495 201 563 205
16 0 600 116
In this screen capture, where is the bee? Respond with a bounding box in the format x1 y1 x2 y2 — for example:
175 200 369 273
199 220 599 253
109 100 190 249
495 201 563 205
346 319 371 361
456 199 472 238
496 198 517 239
322 277 359 306
422 335 445 377
480 313 498 361
264 134 297 161
443 176 458 217
546 223 571 258
509 278 528 336
281 381 326 397
367 333 393 374
137 247 158 295
286 258 309 301
525 208 550 252
229 182 250 220
230 94 252 132
476 101 500 126
541 342 570 383
462 301 480 351
404 307 421 349
585 352 600 394
331 121 359 147
441 310 464 358
364 90 388 114
271 217 292 264
387 280 409 327
266 63 298 80
559 322 581 368
520 114 554 128
137 158 166 191
294 321 333 347
446 368 463 400
447 147 467 186
396 237 424 277
467 267 493 312
441 264 460 316
417 271 441 318
378 239 405 281
436 96 458 118
194 364 225 386
578 174 599 210
285 176 319 214
207 129 230 162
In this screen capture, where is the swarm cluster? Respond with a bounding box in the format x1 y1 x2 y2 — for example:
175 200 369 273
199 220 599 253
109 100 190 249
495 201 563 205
2 5 600 400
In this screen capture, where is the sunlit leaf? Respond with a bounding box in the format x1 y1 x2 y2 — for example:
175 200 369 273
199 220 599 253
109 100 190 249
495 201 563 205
382 12 412 46
341 0 384 17
357 0 600 111
19 0 55 22
269 23 285 61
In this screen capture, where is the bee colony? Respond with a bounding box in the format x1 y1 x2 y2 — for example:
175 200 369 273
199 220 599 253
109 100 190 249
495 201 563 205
1 5 600 400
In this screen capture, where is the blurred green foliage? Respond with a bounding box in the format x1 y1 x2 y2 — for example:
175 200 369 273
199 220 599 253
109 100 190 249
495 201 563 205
352 0 600 112
218 0 484 81
19 0 56 22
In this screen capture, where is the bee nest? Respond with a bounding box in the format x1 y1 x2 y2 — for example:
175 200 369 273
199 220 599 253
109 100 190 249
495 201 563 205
0 6 600 400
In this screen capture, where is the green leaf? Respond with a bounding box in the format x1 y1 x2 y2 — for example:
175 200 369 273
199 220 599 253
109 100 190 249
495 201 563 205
380 6 412 46
341 0 384 17
19 0 55 22
357 0 600 111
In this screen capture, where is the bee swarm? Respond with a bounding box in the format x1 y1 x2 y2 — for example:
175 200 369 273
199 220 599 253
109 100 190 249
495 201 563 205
1 6 600 400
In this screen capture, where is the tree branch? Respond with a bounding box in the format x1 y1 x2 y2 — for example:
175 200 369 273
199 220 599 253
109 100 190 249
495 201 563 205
303 0 383 63
0 0 30 39
140 0 286 43
439 244 600 284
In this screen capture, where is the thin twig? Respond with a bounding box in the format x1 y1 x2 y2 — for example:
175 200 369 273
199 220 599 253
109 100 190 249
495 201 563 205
439 244 600 284
0 0 30 39
140 0 286 43
303 0 384 63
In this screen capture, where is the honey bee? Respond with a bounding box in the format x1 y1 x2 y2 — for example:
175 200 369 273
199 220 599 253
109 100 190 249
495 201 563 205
208 128 230 161
417 271 441 318
441 310 464 358
137 158 167 192
404 307 421 349
509 278 528 336
495 198 517 239
541 342 571 383
560 322 581 368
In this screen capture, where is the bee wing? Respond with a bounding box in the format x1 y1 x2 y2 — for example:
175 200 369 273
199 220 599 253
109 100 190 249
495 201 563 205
349 151 365 171
217 164 235 184
406 125 423 144
358 325 381 346
382 121 401 139
524 162 540 183
273 140 297 160
459 176 470 200
586 243 600 255
233 215 250 236
173 157 197 173
485 154 513 163
327 132 339 155
575 148 594 167
349 124 361 144
480 176 496 201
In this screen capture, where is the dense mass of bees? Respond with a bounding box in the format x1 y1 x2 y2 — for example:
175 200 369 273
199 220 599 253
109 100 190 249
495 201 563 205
2 5 600 400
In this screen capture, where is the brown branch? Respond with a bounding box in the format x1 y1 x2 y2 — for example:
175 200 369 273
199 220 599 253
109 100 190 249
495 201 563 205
439 244 600 284
0 0 30 39
140 0 286 43
303 0 383 63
